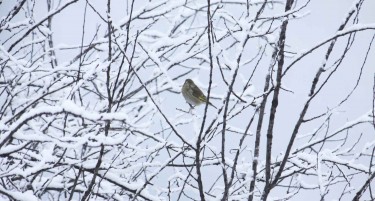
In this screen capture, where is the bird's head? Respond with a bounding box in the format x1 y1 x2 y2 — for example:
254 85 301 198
185 79 194 85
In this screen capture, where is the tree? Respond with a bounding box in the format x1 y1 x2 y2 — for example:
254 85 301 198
0 0 374 200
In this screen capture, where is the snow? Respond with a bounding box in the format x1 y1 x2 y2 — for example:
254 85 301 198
0 142 28 155
0 45 34 72
0 188 39 201
1 0 374 200
0 18 29 31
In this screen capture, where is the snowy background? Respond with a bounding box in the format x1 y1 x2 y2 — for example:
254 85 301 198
0 0 375 200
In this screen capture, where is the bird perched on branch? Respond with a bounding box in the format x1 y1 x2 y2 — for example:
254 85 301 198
182 79 217 109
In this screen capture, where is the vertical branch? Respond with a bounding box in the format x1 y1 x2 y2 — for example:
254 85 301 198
220 20 251 201
81 1 113 200
68 167 83 201
77 1 88 81
247 4 273 199
248 75 271 201
80 144 104 201
106 0 113 109
46 0 58 68
262 0 295 200
228 112 257 200
124 0 135 53
271 1 364 193
221 2 269 200
194 0 215 200
111 0 135 104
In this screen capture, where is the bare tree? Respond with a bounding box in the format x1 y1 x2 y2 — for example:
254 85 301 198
0 0 374 200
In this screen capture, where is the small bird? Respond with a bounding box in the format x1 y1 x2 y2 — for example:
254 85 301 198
182 79 217 109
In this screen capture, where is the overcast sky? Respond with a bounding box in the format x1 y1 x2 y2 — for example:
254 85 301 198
1 0 375 200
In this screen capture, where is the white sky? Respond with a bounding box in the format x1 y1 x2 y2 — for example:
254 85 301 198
1 0 375 200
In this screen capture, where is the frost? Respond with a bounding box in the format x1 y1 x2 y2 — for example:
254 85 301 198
1 0 374 200
0 189 39 201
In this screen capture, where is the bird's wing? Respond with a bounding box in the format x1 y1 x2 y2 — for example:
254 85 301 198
191 83 206 102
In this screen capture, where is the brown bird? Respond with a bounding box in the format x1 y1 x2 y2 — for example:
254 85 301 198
181 79 217 109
